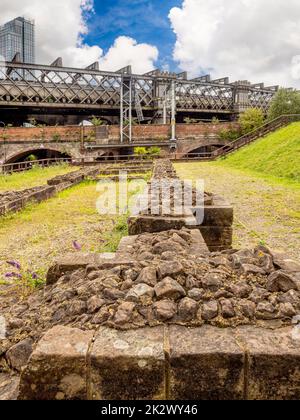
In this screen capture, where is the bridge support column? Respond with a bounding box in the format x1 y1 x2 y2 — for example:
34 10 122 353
233 81 251 115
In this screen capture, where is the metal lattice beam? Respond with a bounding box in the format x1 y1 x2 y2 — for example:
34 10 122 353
0 60 278 116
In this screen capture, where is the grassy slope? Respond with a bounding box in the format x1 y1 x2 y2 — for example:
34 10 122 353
175 162 300 259
220 122 300 182
0 164 76 192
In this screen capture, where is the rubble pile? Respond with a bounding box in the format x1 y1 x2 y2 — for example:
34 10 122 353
1 229 299 373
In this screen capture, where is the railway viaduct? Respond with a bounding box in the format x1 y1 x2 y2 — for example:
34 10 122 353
0 58 278 164
0 59 277 127
0 122 235 164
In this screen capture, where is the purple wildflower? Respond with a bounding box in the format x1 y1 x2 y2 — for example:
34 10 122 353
5 272 22 279
31 272 38 280
73 241 82 251
6 260 21 270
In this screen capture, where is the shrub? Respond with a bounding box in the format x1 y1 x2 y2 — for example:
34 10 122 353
268 88 300 120
211 117 220 125
184 117 200 124
134 146 161 159
27 154 38 162
238 108 265 135
219 128 242 142
134 147 147 158
91 116 105 126
147 146 161 158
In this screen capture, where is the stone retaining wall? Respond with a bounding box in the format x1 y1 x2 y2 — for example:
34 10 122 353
18 324 300 400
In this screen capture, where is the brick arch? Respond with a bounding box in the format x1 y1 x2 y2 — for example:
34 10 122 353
4 146 72 164
177 138 227 156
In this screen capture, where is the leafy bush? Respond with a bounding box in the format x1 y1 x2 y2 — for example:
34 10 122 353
134 146 161 159
184 117 200 124
238 108 265 134
219 128 242 142
134 147 147 158
147 146 161 157
91 116 105 126
211 117 220 125
268 88 300 120
26 154 38 162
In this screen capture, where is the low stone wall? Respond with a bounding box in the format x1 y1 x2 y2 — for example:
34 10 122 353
0 167 100 217
18 324 300 400
128 160 233 251
0 185 56 216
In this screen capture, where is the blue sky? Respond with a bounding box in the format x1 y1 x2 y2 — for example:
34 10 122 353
84 0 182 71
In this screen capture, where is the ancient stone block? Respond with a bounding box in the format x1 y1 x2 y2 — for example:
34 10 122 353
169 325 245 400
236 326 300 400
199 226 233 251
88 327 166 400
46 253 134 285
19 326 93 400
202 204 233 227
128 215 186 236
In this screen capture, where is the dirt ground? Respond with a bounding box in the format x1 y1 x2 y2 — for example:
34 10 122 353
175 162 300 260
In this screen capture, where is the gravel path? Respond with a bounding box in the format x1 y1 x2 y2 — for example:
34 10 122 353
175 162 300 260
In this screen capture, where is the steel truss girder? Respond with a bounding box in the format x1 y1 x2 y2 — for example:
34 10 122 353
0 61 277 115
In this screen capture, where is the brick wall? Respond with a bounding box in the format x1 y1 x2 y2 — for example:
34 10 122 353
0 122 238 143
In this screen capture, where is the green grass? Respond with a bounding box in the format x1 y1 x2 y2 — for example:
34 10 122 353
100 215 129 253
220 122 300 182
175 162 300 259
0 179 145 284
0 164 76 192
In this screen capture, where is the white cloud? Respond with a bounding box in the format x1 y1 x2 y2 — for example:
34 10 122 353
99 36 158 74
169 0 300 87
0 0 158 73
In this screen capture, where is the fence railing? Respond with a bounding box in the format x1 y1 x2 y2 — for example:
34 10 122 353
0 157 72 174
212 114 300 158
0 154 157 173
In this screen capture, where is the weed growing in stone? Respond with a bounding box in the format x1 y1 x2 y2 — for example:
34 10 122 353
4 260 45 296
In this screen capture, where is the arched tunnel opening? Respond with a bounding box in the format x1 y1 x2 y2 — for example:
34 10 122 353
3 149 72 173
184 144 226 158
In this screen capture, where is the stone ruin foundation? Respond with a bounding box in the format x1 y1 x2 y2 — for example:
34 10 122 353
128 159 233 252
0 159 300 400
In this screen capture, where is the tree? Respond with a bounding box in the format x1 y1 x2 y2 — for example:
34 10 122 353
268 88 300 120
238 108 265 134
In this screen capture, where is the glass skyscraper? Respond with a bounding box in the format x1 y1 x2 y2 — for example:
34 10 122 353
0 17 35 63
